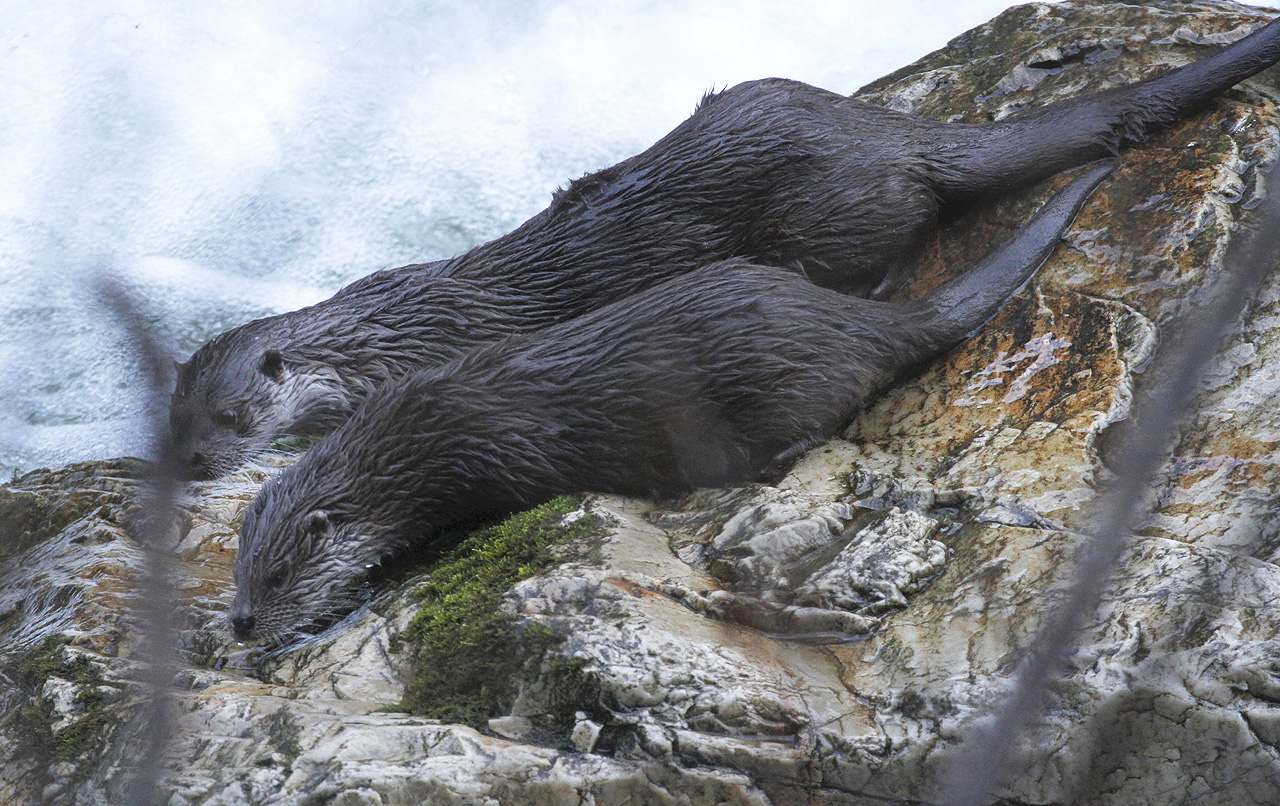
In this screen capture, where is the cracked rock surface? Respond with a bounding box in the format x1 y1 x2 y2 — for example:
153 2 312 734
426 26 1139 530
3 2 1280 804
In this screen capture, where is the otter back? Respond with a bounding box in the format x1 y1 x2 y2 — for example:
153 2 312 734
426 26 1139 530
228 163 1111 644
176 13 1280 479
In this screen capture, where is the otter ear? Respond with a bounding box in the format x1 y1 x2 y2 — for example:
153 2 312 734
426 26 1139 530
258 349 285 381
303 510 331 537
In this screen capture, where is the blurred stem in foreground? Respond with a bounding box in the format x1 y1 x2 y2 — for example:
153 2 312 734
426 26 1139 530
96 275 184 806
937 168 1280 806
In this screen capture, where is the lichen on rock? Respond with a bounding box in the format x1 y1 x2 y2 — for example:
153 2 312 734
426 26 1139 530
4 2 1280 804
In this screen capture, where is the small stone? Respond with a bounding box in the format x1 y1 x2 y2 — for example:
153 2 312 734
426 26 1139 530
40 677 81 733
329 788 383 806
40 781 66 803
488 715 534 740
48 763 76 782
636 724 674 759
571 718 603 753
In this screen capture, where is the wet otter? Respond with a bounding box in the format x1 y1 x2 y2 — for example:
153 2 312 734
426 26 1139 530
174 13 1280 480
229 162 1113 644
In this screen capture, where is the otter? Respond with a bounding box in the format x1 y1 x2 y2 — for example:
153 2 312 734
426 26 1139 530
228 161 1113 644
174 13 1280 480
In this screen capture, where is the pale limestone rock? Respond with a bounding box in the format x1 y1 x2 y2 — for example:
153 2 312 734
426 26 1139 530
792 508 945 615
570 714 603 753
40 677 82 734
3 2 1280 805
486 715 533 741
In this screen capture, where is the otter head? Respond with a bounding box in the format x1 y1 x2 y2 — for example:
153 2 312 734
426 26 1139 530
170 322 348 480
230 471 391 645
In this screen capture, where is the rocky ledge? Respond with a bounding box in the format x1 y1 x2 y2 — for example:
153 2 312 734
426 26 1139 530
3 1 1280 804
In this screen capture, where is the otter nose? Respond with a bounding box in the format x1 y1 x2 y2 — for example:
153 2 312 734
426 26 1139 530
184 451 218 481
231 614 255 638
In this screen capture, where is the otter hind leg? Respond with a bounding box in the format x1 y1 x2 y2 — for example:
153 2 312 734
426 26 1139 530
756 166 938 297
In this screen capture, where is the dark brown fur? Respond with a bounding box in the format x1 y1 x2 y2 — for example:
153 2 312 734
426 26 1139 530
229 163 1113 644
173 14 1280 480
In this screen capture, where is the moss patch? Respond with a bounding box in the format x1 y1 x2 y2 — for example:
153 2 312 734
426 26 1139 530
397 496 601 728
7 635 121 770
0 458 143 559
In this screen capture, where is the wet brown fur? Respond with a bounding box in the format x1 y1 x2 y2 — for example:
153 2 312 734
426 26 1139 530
230 164 1113 643
174 14 1280 479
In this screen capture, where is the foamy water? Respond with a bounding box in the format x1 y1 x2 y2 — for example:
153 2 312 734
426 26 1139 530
0 1 1268 475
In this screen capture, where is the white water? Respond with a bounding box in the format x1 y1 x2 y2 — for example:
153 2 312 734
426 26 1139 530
0 1 1265 476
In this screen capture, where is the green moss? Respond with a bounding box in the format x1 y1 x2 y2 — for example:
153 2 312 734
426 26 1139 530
396 496 601 728
51 703 115 764
11 634 70 688
7 635 120 767
1185 217 1226 268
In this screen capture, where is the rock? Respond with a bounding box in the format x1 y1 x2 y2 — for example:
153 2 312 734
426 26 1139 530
487 715 534 741
570 714 603 753
3 2 1280 804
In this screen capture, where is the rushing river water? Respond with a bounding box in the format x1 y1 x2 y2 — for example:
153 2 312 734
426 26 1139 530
3 0 1266 477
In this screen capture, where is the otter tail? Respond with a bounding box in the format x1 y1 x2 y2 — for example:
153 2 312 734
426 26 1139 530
930 15 1280 201
901 161 1115 355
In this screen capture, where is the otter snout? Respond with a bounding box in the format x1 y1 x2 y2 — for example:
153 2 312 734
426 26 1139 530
230 610 256 639
186 451 215 480
178 445 235 481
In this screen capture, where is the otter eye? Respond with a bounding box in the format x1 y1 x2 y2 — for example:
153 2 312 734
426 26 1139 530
264 569 286 589
213 409 239 429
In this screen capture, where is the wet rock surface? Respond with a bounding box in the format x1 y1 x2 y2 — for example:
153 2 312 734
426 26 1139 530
4 1 1280 804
